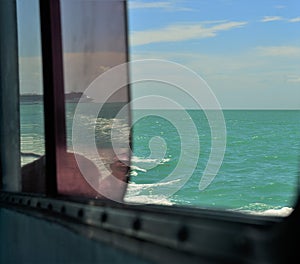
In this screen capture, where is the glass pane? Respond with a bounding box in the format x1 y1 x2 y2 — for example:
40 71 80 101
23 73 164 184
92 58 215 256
60 0 130 201
17 0 46 193
127 0 300 215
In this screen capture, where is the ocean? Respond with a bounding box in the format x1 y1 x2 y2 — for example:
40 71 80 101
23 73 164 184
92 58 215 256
20 102 300 216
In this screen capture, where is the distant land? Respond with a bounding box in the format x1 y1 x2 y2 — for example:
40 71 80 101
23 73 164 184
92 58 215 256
20 92 94 103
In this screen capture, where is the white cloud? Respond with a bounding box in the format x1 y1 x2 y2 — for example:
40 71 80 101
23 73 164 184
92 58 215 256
128 1 192 11
260 16 300 23
128 1 172 9
274 5 286 9
289 17 300 22
131 21 247 46
256 46 300 57
287 75 300 83
260 16 283 22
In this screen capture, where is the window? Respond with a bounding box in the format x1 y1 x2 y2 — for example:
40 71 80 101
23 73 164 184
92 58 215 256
60 0 130 200
1 1 300 264
17 0 45 193
127 0 300 215
16 0 131 201
2 0 299 216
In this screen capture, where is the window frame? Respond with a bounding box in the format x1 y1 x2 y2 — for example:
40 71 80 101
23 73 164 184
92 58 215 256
1 1 300 263
39 0 66 196
0 0 21 192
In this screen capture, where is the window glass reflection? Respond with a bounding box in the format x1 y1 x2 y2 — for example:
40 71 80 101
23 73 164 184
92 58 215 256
17 0 46 193
60 0 130 201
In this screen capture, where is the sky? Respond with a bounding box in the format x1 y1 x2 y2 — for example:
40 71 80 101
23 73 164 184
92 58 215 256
17 0 300 109
127 0 300 109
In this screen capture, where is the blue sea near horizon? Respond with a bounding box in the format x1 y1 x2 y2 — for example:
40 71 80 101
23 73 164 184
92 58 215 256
20 103 300 216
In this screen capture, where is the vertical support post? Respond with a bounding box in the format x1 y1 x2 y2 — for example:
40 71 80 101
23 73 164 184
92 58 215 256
123 0 133 178
39 0 66 196
0 0 21 191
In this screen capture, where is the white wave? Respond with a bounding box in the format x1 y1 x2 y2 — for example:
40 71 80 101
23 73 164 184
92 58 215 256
131 156 170 164
124 195 173 206
130 171 138 177
128 179 181 190
124 179 181 204
130 165 147 172
130 156 171 172
249 207 293 217
237 206 293 217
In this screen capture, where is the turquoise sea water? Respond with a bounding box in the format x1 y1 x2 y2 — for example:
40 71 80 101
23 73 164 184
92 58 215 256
130 110 300 213
20 103 300 215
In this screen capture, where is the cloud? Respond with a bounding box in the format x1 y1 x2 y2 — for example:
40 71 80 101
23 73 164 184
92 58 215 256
19 56 43 94
260 16 283 22
287 75 300 83
131 21 247 46
128 1 192 11
62 52 126 93
289 17 300 22
260 16 300 23
129 1 171 9
274 5 286 9
256 46 300 57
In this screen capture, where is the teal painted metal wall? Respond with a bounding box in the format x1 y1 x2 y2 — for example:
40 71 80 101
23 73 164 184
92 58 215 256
0 208 153 263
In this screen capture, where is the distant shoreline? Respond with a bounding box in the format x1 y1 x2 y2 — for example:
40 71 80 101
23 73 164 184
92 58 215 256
20 92 93 103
